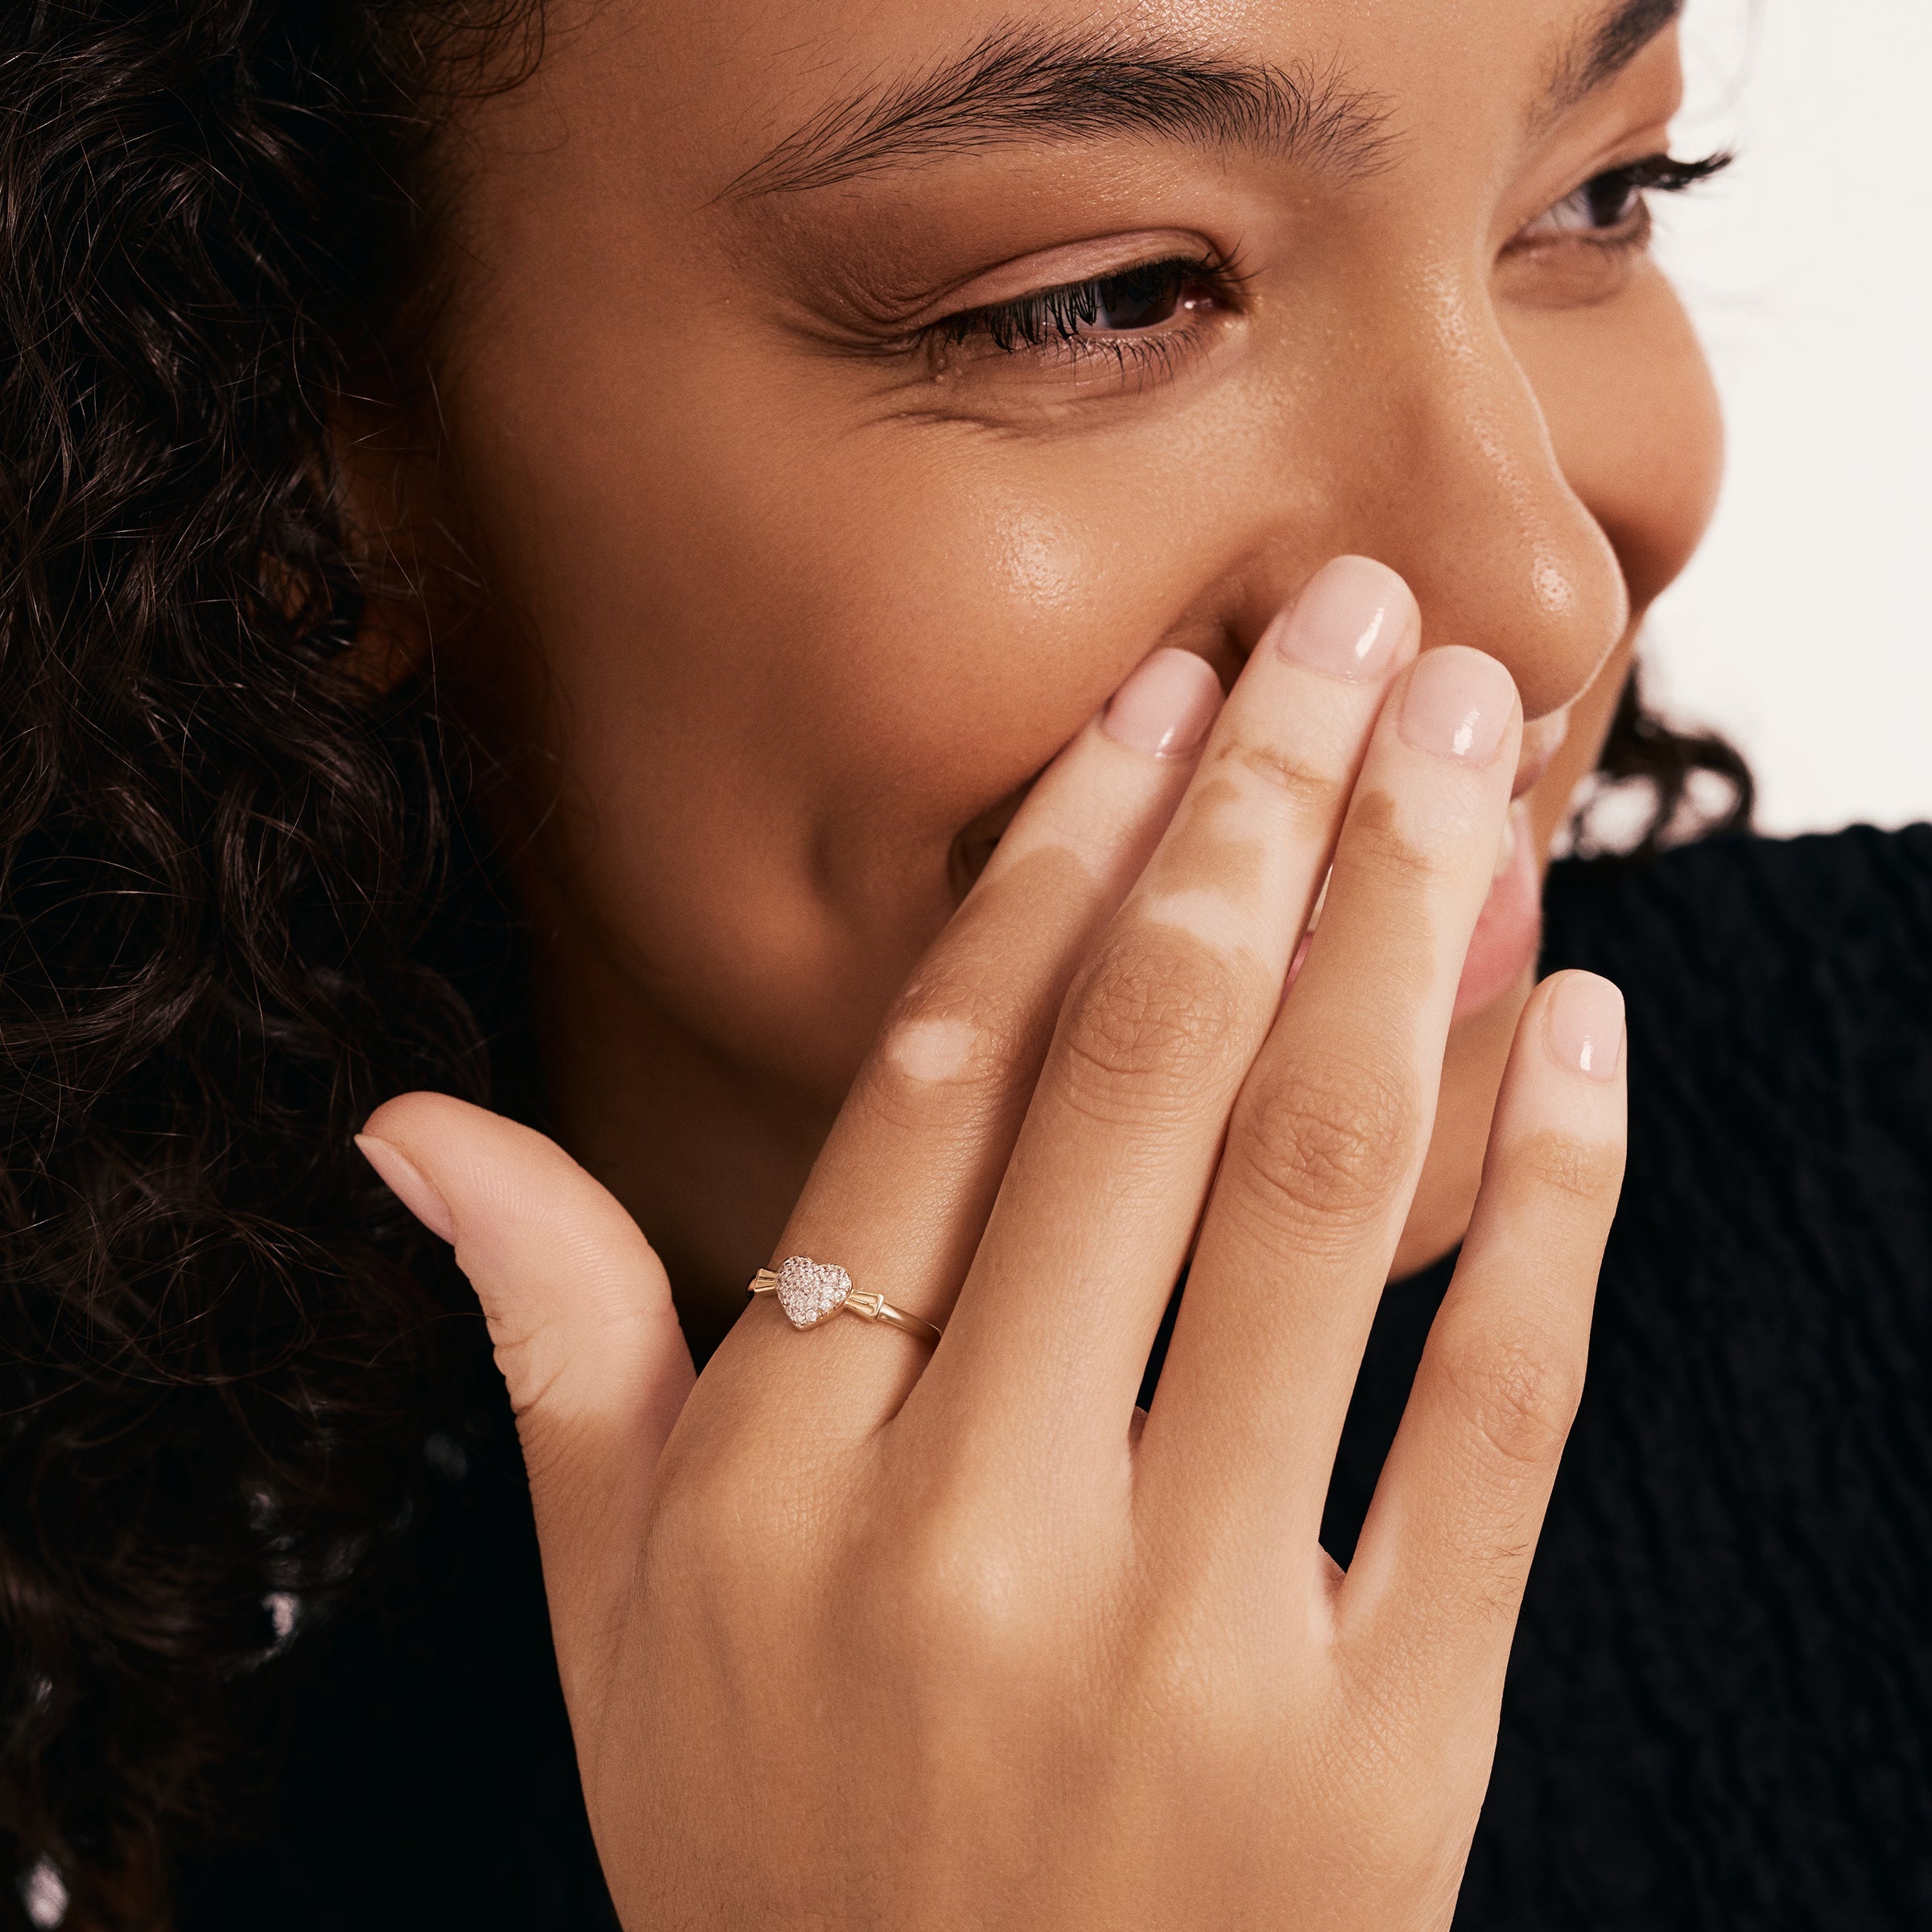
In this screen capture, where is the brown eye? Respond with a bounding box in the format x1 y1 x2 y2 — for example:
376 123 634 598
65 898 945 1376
1525 167 1647 240
1514 151 1735 251
1581 171 1644 229
937 254 1228 354
1085 261 1191 331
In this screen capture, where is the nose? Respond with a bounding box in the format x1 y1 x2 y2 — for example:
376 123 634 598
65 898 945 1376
1268 275 1629 723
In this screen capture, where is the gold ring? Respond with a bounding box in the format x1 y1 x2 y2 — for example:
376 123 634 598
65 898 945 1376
749 1256 944 1348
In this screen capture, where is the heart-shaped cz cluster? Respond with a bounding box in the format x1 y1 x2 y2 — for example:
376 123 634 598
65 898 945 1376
774 1255 852 1329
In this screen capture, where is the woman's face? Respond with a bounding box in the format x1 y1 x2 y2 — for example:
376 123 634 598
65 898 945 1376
416 0 1721 1298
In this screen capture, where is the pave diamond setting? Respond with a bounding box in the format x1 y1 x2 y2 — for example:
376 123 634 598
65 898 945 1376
774 1255 852 1329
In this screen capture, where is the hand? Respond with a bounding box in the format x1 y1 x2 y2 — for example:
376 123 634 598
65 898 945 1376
360 555 1626 1929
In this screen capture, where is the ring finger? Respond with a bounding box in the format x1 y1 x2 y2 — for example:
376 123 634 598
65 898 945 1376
1141 644 1522 1559
920 557 1422 1463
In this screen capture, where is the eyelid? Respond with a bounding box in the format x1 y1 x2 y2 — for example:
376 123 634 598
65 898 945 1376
920 246 1242 374
929 258 1224 366
926 320 1216 392
1509 147 1734 246
903 228 1230 332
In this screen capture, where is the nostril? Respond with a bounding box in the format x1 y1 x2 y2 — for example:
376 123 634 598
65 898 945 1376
1370 312 1632 723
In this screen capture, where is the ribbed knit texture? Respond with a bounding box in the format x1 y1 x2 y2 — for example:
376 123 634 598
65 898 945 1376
179 827 1932 1929
1328 824 1932 1929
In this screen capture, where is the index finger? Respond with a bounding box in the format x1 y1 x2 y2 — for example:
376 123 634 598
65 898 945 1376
708 646 1224 1437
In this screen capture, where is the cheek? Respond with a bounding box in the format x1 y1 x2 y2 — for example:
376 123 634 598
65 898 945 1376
1508 267 1724 614
439 336 1254 1090
764 459 1136 816
539 364 1274 871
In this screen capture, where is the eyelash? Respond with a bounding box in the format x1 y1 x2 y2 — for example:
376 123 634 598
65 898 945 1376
930 246 1247 366
1516 148 1734 249
923 150 1734 373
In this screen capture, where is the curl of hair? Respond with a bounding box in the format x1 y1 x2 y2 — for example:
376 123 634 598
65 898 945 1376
0 3 1752 1926
1569 658 1756 862
0 2 534 1923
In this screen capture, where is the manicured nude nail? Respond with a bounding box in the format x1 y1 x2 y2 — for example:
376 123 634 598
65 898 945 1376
355 1133 458 1243
1397 646 1515 762
1101 647 1223 758
1268 555 1414 682
1545 973 1624 1081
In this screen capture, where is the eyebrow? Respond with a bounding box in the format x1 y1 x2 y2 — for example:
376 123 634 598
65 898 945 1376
1541 0 1686 121
723 23 1393 200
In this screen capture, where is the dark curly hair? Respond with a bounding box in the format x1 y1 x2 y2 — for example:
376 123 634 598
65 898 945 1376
1578 658 1755 863
0 2 1752 1925
0 2 535 1925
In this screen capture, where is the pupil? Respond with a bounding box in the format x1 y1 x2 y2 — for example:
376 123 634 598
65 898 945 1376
1092 263 1183 331
1585 175 1639 228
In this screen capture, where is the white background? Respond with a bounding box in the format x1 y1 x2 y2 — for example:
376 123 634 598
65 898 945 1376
1642 0 1932 833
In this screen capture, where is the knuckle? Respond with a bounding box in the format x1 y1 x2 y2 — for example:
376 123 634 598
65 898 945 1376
871 978 1034 1113
1323 1664 1416 1794
1339 795 1449 899
1213 736 1342 834
1232 1049 1419 1235
1509 1126 1626 1208
1436 1323 1583 1478
852 1492 1046 1681
1315 1682 1484 1906
1053 928 1249 1121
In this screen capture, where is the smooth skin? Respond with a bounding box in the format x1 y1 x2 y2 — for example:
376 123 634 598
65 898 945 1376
350 0 1719 1350
363 566 1627 1922
348 0 1716 1917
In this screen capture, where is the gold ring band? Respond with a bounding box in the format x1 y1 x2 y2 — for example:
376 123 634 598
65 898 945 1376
749 1256 944 1348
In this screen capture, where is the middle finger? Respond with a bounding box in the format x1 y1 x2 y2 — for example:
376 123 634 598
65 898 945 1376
919 556 1420 1462
1141 643 1521 1557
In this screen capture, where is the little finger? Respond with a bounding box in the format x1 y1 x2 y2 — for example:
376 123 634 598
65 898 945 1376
1341 971 1625 1728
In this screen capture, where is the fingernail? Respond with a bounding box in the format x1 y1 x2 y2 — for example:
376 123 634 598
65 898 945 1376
1398 647 1516 763
1267 555 1414 682
355 1133 458 1244
1545 973 1624 1081
1101 647 1223 758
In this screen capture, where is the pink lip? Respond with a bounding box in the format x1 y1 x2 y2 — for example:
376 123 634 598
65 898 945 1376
1451 810 1542 1018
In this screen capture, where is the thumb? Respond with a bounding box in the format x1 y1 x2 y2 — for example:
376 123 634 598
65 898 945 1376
357 1091 695 1688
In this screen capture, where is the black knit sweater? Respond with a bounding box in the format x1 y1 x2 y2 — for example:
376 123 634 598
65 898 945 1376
179 826 1932 1930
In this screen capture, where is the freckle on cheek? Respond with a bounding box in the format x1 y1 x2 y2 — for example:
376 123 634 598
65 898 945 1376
887 1015 978 1084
